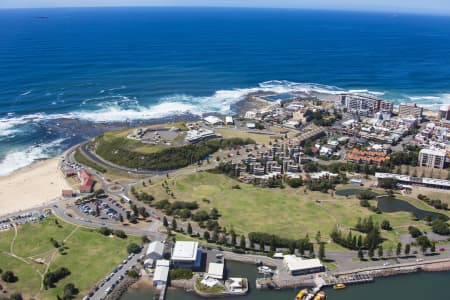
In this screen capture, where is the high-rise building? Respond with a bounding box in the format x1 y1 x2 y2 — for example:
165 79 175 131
439 105 450 121
340 94 393 113
399 103 423 119
418 148 447 169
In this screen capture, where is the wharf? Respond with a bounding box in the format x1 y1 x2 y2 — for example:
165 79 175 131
157 284 167 300
331 273 374 286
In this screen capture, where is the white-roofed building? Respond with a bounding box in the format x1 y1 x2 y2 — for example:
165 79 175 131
273 253 284 259
145 241 165 268
283 255 325 276
319 146 333 157
310 171 338 180
171 241 202 269
207 262 224 279
204 116 224 126
153 259 170 287
375 172 450 190
225 116 234 125
245 111 257 119
185 129 218 143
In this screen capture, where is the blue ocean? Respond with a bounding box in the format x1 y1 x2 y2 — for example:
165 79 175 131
1 7 450 175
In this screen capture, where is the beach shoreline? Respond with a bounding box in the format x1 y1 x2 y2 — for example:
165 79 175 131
0 157 70 217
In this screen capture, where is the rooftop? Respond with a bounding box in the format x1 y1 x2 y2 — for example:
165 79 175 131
204 116 223 125
419 148 447 156
153 259 170 282
172 241 199 261
207 262 224 279
283 255 323 271
147 241 165 256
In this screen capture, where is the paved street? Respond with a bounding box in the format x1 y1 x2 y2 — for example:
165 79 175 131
90 245 146 300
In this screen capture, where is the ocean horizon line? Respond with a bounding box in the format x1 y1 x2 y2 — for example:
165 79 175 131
1 6 450 18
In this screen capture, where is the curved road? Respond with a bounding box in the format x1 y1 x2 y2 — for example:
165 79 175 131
80 142 173 176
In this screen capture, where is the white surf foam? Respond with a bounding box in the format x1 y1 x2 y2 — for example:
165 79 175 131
0 138 66 176
406 94 450 110
20 90 32 96
2 81 449 134
0 118 28 137
349 89 385 96
73 101 200 122
408 95 441 101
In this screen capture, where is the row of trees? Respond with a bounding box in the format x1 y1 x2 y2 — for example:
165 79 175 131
43 267 71 289
98 226 127 238
247 232 314 254
417 194 448 210
331 225 382 251
130 187 154 205
431 218 450 235
358 242 414 260
385 145 420 167
153 199 199 217
306 174 348 193
409 217 450 237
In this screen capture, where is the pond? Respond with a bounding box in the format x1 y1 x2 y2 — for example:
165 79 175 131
335 189 448 221
335 188 365 196
376 197 448 221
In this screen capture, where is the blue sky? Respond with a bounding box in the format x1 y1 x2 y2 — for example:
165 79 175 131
1 0 450 16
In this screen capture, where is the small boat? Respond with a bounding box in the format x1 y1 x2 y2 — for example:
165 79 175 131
333 283 346 290
257 265 273 274
295 288 308 300
313 291 326 300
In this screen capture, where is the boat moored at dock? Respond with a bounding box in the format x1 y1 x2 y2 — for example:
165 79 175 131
313 291 326 300
333 283 346 289
294 288 308 300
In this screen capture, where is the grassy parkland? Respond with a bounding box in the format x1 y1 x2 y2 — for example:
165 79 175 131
136 172 449 252
0 216 139 300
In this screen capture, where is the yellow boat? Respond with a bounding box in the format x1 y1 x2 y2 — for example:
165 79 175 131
313 291 326 300
333 283 346 290
295 288 308 300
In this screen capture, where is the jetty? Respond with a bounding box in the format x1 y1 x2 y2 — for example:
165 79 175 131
157 284 167 300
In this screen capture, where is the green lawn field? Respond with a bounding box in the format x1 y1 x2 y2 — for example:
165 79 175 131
138 172 446 250
0 216 139 299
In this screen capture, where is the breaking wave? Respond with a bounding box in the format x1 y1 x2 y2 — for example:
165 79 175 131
1 80 450 175
405 94 450 110
0 138 66 176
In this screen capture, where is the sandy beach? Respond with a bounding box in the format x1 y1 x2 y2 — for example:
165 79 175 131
0 158 70 216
